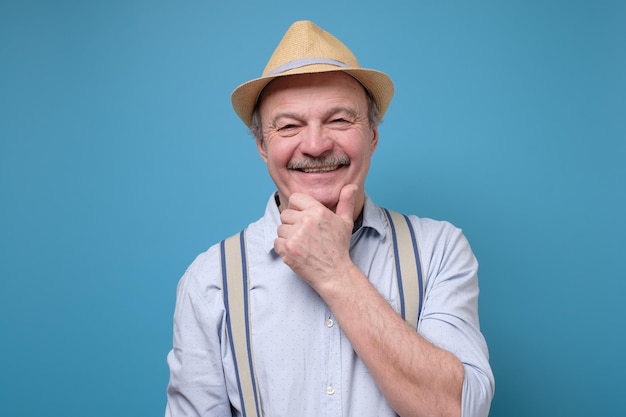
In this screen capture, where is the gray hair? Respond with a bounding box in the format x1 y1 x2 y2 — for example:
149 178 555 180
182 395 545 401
249 88 383 142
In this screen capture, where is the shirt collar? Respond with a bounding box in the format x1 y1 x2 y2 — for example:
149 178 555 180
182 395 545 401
261 192 388 253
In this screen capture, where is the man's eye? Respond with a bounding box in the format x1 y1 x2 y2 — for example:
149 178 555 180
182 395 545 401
330 118 352 126
275 124 300 136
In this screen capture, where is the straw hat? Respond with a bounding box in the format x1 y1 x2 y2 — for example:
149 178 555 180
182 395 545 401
231 20 394 127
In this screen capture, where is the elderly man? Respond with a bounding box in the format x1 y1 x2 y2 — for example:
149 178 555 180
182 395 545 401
165 20 494 417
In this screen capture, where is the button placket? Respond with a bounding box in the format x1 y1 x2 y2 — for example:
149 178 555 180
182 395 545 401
321 310 341 413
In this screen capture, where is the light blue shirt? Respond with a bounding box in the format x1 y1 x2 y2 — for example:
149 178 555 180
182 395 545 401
165 194 494 417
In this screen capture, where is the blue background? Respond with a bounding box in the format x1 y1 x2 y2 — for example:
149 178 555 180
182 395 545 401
1 1 624 416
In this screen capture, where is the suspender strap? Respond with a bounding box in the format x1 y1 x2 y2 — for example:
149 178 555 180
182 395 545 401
220 208 423 416
383 209 424 328
221 231 262 417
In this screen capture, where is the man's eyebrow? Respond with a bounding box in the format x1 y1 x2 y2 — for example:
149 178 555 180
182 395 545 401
325 106 358 119
267 112 302 127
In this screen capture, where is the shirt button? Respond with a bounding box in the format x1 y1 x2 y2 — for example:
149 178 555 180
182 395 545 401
326 385 335 395
325 318 334 328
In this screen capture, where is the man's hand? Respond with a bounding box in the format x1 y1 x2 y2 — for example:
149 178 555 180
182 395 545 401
274 183 466 417
274 184 358 289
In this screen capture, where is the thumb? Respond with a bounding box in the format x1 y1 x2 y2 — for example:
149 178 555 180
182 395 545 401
336 184 358 225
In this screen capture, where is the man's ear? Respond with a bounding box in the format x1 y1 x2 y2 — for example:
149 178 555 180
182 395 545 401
370 126 379 154
256 137 268 163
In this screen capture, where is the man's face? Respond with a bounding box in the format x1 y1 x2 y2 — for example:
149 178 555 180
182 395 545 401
256 71 378 214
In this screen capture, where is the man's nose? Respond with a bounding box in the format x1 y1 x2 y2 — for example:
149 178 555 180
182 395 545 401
299 125 333 156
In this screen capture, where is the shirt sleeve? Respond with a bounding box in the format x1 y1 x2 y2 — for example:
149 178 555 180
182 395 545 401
165 250 235 417
415 219 495 417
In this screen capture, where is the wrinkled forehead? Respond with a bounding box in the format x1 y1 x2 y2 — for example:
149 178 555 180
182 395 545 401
257 71 370 112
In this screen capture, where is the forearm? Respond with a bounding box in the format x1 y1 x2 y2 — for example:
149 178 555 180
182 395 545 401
318 264 464 417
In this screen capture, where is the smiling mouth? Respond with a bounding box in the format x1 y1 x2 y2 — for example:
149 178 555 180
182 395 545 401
298 165 344 173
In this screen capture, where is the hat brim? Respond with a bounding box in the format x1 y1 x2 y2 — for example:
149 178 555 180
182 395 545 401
231 64 394 128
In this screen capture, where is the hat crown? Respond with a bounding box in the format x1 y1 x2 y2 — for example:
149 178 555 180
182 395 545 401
262 21 361 77
231 20 393 128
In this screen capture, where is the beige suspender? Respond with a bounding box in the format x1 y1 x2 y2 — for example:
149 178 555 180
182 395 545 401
383 209 424 330
220 209 423 417
221 232 262 417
